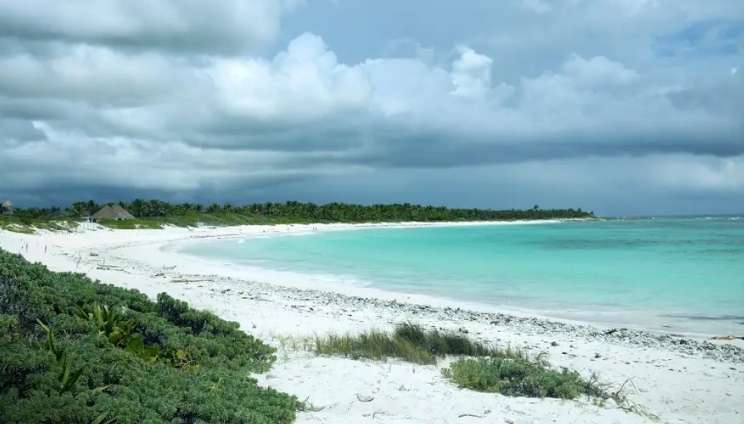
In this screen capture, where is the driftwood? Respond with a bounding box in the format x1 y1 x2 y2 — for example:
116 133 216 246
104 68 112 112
710 336 744 341
458 413 484 418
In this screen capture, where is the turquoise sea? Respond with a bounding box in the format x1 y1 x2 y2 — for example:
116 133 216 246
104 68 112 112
181 218 744 335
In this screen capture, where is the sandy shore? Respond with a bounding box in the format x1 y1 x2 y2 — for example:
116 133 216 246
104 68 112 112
1 222 743 424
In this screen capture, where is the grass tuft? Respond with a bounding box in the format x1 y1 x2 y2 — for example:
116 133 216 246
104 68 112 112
441 357 657 419
312 323 505 365
442 356 601 399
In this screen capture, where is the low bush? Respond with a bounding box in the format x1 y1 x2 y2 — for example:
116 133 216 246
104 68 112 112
442 356 607 400
0 249 302 423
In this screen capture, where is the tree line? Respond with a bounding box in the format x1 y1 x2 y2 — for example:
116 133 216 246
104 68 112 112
8 199 594 222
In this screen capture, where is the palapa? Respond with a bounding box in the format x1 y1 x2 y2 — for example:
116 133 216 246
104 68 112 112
90 204 135 221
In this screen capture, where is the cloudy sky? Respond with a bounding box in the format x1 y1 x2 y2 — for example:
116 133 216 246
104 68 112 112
1 0 743 216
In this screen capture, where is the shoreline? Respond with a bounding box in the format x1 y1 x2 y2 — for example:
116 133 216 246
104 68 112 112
174 247 735 340
1 221 743 424
2 218 743 342
171 221 739 339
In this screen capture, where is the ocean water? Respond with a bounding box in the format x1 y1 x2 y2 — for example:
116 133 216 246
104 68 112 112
181 218 744 335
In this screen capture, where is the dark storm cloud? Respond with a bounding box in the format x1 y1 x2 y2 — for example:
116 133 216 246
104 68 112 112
322 127 744 170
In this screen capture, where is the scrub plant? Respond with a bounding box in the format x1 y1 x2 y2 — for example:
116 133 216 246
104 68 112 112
0 249 302 424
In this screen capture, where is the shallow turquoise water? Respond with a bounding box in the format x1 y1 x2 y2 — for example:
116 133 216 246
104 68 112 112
182 218 744 334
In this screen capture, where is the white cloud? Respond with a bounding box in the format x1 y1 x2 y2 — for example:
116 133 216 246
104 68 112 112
450 46 494 98
561 54 638 87
209 33 373 122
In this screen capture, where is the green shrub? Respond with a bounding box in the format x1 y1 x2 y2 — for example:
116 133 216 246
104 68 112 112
442 356 607 400
0 249 301 423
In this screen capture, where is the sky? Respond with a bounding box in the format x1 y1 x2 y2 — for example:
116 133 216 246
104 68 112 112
0 0 743 216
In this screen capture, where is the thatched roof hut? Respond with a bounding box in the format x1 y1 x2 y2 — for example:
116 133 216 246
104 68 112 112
91 204 135 222
2 199 13 214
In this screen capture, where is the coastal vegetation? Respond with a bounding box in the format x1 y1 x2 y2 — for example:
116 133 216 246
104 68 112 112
0 249 302 423
2 199 594 231
310 324 617 402
442 356 606 400
312 322 498 365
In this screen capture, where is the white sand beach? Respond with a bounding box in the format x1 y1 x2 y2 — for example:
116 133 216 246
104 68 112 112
1 222 742 424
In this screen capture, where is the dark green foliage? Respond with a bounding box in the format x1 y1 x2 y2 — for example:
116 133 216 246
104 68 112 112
0 274 42 328
2 199 595 230
114 200 595 223
442 357 608 400
0 249 301 423
313 323 501 365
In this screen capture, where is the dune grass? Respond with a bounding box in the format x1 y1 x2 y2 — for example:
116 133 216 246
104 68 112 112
312 323 503 365
311 323 647 407
0 216 74 233
98 218 165 229
97 212 316 229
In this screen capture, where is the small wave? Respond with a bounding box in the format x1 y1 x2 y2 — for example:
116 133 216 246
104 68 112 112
659 314 744 321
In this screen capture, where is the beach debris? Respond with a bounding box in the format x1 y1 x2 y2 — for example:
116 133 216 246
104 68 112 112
356 394 374 402
710 336 744 341
458 410 491 419
301 397 327 412
362 411 385 419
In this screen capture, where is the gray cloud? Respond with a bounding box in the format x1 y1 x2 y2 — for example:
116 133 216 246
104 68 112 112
0 0 743 214
0 0 299 54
